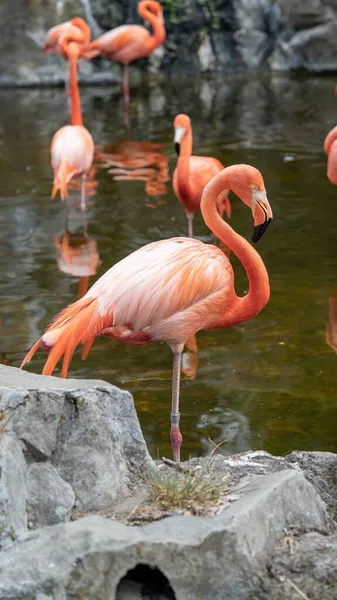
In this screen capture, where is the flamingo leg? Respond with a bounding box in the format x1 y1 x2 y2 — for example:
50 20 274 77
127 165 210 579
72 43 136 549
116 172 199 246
187 214 194 238
123 63 131 124
170 343 184 462
80 174 87 212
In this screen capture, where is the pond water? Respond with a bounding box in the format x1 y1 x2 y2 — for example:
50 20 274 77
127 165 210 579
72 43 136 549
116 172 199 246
1 71 337 460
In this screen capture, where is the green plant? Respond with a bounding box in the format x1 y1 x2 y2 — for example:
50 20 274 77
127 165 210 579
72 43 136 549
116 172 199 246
146 467 226 514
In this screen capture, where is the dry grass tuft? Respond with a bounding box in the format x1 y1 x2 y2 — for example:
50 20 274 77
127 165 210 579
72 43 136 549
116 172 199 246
0 408 10 435
146 466 227 515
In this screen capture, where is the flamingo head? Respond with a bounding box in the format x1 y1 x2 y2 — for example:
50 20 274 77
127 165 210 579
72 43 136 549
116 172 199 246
173 114 191 156
229 165 273 243
139 0 163 17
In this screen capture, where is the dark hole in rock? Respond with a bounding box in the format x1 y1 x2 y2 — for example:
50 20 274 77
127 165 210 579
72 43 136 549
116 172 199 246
115 563 176 599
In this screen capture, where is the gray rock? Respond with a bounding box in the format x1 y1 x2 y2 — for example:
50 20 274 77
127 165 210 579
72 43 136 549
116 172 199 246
26 463 75 528
266 531 337 600
0 435 27 546
52 385 152 512
0 470 329 600
190 449 337 522
0 0 118 86
0 365 153 515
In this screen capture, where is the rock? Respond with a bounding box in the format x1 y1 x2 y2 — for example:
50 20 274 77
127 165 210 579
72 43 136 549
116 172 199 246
0 435 27 547
0 365 153 518
51 385 152 512
26 463 75 528
266 531 337 600
2 0 337 83
0 0 118 86
285 450 337 523
0 470 329 599
190 449 337 521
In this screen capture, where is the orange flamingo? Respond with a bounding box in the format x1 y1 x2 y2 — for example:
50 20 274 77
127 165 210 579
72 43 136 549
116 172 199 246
324 125 337 185
43 18 91 55
50 32 94 209
173 114 231 238
82 1 165 110
21 164 272 462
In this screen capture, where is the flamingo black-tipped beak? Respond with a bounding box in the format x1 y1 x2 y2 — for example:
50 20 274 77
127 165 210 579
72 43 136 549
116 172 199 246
173 126 185 157
252 218 272 243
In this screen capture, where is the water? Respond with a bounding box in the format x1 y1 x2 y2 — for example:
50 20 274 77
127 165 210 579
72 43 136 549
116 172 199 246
1 71 337 460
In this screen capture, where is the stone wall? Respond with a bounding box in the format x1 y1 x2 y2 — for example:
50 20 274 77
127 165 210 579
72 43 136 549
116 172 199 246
0 0 337 86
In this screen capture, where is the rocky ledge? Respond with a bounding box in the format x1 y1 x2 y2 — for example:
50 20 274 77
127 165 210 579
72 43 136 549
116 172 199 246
2 1 337 87
0 364 336 599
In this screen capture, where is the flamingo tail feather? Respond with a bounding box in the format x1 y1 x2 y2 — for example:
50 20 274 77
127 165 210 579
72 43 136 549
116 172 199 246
21 296 112 378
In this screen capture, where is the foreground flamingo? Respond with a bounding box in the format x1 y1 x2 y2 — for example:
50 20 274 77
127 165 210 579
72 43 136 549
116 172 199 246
21 164 272 462
173 114 230 238
324 125 337 185
82 1 165 111
50 32 94 208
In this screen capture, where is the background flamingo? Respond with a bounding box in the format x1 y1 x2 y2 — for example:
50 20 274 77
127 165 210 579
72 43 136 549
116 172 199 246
50 33 94 209
173 113 231 238
43 17 91 97
324 125 337 185
82 1 165 112
43 17 90 56
21 164 272 463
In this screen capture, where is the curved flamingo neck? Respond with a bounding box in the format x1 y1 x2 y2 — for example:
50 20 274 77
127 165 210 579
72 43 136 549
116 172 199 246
324 125 337 155
201 166 270 325
67 44 83 126
176 127 193 202
138 1 166 52
71 18 91 45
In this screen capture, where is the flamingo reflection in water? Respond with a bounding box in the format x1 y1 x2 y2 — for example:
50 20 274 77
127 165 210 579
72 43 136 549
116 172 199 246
95 140 169 206
55 228 101 300
326 294 337 354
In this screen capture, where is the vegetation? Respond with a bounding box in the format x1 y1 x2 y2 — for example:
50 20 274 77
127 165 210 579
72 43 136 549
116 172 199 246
0 408 10 435
145 464 227 515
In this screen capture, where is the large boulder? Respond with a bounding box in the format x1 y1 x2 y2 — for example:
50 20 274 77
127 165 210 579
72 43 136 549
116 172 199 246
0 364 153 534
0 469 331 600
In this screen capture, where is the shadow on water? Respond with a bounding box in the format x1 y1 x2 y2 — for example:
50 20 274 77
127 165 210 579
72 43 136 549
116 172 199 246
1 71 337 459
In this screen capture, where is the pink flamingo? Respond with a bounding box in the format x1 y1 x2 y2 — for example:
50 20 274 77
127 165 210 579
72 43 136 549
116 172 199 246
21 164 273 462
43 18 90 55
324 125 337 185
82 1 165 111
173 114 231 238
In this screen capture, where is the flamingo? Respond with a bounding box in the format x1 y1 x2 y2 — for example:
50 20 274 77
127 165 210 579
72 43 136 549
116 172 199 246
81 1 165 111
173 114 231 238
50 32 94 209
324 125 337 185
21 164 273 462
43 17 91 56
